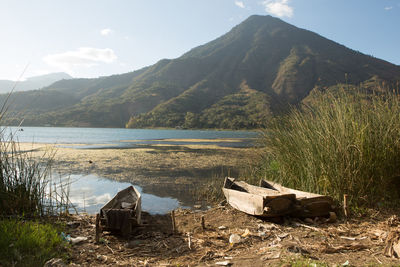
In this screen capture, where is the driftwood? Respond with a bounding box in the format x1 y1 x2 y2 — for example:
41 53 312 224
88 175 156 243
384 230 400 258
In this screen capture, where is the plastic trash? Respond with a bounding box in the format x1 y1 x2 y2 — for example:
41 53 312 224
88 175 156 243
229 234 241 245
60 232 71 242
70 236 88 244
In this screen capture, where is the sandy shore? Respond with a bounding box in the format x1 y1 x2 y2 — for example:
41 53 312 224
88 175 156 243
18 140 258 205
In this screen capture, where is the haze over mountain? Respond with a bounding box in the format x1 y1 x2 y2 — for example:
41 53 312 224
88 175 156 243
1 15 399 129
0 72 72 94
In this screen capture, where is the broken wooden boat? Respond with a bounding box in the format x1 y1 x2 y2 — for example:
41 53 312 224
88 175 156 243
260 180 334 217
223 177 296 217
96 186 141 238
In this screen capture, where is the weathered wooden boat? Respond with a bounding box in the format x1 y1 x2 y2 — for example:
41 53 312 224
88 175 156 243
223 177 296 217
260 180 334 217
95 186 141 238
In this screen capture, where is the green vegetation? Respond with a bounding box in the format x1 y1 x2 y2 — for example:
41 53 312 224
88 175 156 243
0 106 70 266
0 134 55 217
0 15 398 128
257 85 400 207
0 220 65 266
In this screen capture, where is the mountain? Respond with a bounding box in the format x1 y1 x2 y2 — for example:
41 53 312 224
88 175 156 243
0 72 72 93
1 15 399 129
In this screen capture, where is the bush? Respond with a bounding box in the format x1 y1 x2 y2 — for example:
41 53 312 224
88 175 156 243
259 86 400 207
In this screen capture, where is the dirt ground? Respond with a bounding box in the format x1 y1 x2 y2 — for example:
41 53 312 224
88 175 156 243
61 205 400 266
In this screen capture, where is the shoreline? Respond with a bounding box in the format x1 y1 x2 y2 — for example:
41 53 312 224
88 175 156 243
18 141 258 208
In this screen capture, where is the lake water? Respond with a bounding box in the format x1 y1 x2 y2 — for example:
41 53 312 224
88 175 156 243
6 126 258 148
55 174 184 215
4 126 258 214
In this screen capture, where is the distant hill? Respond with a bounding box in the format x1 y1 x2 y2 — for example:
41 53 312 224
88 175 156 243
1 15 399 129
0 72 72 93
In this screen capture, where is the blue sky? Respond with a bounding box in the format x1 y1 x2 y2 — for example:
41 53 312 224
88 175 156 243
0 0 399 80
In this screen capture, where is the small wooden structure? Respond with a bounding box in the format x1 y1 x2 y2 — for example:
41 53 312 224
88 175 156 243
222 177 296 217
260 179 334 217
96 186 141 240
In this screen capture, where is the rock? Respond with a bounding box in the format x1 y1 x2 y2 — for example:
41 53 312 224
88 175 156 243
326 212 337 223
124 240 142 248
304 218 314 224
241 228 251 237
193 204 202 209
215 261 232 266
218 226 227 230
67 221 80 228
96 255 108 262
44 258 66 267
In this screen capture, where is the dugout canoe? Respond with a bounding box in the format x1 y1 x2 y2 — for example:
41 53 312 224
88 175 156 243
260 180 334 217
222 177 296 217
96 186 142 237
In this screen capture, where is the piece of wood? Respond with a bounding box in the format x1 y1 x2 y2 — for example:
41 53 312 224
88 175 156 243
95 213 101 243
171 210 176 234
201 215 205 230
343 194 349 218
187 232 192 250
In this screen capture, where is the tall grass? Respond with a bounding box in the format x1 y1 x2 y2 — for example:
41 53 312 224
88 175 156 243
0 131 76 217
259 86 400 207
0 132 51 216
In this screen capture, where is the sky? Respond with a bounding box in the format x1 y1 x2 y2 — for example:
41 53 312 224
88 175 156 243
0 0 399 80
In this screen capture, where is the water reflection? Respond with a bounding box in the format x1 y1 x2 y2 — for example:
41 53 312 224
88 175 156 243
58 174 181 214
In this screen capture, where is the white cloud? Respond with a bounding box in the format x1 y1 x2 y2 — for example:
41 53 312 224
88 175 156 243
100 28 112 36
262 0 293 18
235 1 245 8
384 6 393 10
43 47 117 73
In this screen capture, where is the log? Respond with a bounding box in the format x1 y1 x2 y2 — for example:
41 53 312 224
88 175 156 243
171 210 176 234
95 213 101 243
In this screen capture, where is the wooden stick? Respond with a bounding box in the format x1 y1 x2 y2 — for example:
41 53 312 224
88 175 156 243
171 210 176 234
187 232 192 250
343 194 349 218
201 215 205 230
95 213 101 243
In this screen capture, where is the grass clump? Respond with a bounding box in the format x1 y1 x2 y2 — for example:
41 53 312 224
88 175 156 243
0 135 53 217
0 219 65 266
259 86 400 207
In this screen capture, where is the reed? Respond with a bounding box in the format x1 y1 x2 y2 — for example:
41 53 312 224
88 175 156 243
258 85 400 207
0 129 74 217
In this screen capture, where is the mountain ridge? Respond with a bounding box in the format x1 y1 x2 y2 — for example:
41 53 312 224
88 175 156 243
0 72 72 93
1 15 399 129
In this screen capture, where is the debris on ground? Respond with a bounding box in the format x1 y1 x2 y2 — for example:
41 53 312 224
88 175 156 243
61 207 400 266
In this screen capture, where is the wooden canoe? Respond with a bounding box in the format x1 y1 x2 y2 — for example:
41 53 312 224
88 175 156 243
97 186 141 237
260 180 334 217
222 177 296 217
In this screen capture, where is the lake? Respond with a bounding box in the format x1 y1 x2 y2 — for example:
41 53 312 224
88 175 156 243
4 127 259 214
7 126 258 148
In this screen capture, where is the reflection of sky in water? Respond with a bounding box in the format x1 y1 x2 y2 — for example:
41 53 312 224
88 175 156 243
55 174 180 215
